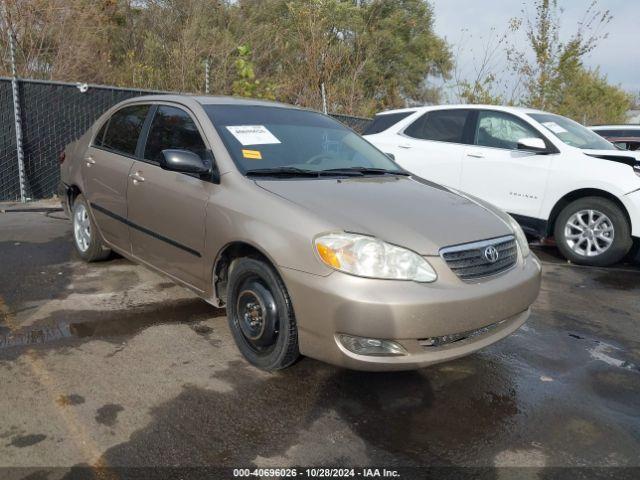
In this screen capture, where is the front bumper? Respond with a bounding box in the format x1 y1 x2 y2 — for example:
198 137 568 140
281 253 541 371
624 189 640 238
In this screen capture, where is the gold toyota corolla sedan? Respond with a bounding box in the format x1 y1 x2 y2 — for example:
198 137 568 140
58 95 541 371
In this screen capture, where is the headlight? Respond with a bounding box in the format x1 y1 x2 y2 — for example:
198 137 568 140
314 233 437 282
506 215 530 258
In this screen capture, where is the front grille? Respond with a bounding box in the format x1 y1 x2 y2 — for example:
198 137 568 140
440 235 518 280
418 319 506 348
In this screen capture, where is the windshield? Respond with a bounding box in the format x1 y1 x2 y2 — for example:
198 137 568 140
529 113 616 150
205 105 404 175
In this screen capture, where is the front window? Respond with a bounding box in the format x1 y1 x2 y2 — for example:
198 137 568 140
529 113 615 150
205 105 404 176
475 111 544 150
144 106 207 163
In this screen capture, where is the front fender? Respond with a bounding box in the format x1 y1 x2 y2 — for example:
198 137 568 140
624 189 640 237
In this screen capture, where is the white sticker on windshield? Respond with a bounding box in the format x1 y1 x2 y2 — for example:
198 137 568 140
542 121 568 134
225 125 281 145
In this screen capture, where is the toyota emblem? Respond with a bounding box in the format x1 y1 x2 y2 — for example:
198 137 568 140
483 246 499 263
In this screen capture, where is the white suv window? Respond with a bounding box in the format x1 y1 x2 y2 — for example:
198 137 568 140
475 111 543 150
404 109 471 144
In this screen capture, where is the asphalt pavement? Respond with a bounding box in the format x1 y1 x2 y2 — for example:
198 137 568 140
0 203 638 478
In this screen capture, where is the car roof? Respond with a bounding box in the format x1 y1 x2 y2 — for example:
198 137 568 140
589 125 640 130
373 104 547 116
120 94 302 110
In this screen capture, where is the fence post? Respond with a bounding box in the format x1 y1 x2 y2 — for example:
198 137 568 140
204 58 210 95
2 5 27 202
321 82 328 114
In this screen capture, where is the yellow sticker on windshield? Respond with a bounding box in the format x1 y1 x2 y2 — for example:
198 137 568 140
242 149 262 159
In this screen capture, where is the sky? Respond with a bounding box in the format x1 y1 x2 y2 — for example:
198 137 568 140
431 0 640 97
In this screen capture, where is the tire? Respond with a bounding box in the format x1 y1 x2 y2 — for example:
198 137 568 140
226 257 299 370
72 194 111 262
554 196 632 266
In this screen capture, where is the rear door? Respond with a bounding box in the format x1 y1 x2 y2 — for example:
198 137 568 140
390 109 473 188
460 110 553 218
126 104 213 290
83 104 150 251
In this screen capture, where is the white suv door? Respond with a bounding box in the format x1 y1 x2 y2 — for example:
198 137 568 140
389 109 472 189
460 110 554 219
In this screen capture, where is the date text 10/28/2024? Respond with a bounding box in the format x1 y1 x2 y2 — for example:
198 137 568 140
233 468 400 478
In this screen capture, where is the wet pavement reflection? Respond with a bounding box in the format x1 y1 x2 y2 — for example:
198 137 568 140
0 211 638 472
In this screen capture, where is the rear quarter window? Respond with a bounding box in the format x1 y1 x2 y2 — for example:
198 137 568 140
363 111 414 135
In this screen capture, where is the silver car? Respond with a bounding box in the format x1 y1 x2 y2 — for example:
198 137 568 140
59 95 541 371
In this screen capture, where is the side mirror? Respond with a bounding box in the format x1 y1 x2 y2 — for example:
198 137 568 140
160 149 211 174
517 137 548 154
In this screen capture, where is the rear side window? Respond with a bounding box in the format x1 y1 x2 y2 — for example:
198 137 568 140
101 105 150 156
404 109 470 143
363 111 414 135
144 105 207 163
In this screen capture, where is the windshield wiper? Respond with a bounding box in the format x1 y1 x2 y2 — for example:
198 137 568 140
245 166 411 178
245 167 320 177
320 167 411 176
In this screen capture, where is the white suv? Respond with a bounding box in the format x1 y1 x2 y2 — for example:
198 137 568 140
364 105 640 266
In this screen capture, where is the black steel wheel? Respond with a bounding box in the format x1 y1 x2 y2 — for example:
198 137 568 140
227 257 299 370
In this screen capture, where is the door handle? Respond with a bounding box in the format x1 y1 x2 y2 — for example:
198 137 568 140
466 152 484 158
129 172 145 184
85 155 96 167
398 144 412 149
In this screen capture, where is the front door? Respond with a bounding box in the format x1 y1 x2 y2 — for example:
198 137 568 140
82 104 150 251
126 105 213 290
460 110 552 218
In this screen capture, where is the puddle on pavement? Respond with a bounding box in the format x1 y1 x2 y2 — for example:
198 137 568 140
565 332 639 373
94 358 517 466
0 298 225 351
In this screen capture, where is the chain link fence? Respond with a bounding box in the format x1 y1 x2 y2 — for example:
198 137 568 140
330 113 372 135
0 77 371 201
0 79 17 200
0 78 166 201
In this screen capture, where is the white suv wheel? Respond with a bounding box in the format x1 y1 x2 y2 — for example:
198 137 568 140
564 209 614 257
555 197 632 266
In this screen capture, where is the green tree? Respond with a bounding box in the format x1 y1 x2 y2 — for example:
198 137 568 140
358 0 452 111
232 45 275 99
235 0 452 115
457 73 505 105
508 0 631 123
553 66 631 125
1 0 453 116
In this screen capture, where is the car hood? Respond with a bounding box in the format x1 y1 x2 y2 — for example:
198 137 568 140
582 149 640 163
256 176 512 255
